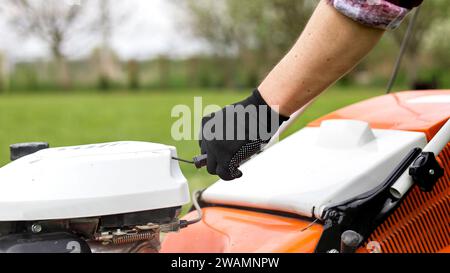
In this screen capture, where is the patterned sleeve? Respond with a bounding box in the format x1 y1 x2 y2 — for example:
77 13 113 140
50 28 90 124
326 0 424 30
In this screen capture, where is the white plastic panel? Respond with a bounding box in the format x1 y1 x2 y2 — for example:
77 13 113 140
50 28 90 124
202 120 427 219
0 141 190 221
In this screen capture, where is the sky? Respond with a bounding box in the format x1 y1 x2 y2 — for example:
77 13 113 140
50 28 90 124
0 0 206 62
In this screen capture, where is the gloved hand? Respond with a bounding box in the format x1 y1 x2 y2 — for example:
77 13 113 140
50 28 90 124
199 89 289 181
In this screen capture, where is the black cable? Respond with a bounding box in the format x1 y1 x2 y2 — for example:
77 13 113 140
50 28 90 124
386 6 422 94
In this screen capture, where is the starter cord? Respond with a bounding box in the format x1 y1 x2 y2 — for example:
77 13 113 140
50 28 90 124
180 190 203 228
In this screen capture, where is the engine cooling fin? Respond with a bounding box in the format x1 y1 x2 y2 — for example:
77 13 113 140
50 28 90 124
362 143 450 253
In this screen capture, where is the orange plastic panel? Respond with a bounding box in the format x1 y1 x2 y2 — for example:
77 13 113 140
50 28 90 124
310 90 450 140
439 246 450 253
358 144 450 253
161 207 323 253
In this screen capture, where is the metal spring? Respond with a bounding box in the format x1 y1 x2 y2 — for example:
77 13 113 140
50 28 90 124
112 231 156 245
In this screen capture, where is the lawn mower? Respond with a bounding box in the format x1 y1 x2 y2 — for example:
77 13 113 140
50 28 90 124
0 89 448 253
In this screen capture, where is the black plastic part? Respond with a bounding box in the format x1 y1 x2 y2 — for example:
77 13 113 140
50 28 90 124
193 154 208 169
315 147 423 253
10 142 49 161
100 206 181 228
0 232 91 253
409 152 444 192
340 230 363 253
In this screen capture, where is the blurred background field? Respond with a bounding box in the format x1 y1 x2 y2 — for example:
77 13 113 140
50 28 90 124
0 0 448 94
0 0 448 205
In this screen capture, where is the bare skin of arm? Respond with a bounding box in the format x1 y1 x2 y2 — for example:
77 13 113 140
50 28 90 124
258 0 385 117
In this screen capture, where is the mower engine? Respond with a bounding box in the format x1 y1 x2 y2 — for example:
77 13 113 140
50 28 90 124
0 141 190 253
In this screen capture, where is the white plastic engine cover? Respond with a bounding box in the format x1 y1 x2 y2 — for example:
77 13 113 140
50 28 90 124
202 120 428 219
0 141 190 221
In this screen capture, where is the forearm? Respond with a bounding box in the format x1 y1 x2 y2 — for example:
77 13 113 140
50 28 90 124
258 0 384 116
198 0 423 180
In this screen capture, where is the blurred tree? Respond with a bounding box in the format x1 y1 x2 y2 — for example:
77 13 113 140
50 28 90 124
127 59 140 90
0 52 7 93
90 47 121 91
177 0 317 87
6 0 86 90
157 55 171 89
423 17 450 87
90 0 127 91
186 57 200 87
390 0 450 86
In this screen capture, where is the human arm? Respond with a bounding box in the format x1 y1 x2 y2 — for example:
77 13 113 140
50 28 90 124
258 0 384 116
200 0 423 180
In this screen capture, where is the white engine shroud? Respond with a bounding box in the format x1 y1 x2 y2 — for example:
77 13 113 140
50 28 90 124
202 120 428 219
0 141 190 221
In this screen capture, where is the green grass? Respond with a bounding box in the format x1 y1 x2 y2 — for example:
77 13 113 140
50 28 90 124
0 87 384 201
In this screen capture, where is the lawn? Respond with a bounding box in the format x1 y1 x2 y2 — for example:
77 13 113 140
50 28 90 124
0 86 384 201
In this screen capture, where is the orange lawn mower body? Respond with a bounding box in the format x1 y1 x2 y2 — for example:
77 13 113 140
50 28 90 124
162 90 450 254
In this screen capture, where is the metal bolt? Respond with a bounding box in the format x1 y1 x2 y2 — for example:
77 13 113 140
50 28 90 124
113 229 126 236
31 224 42 233
367 241 382 253
429 169 435 175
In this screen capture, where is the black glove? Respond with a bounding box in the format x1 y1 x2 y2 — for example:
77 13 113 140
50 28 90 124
199 89 289 181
